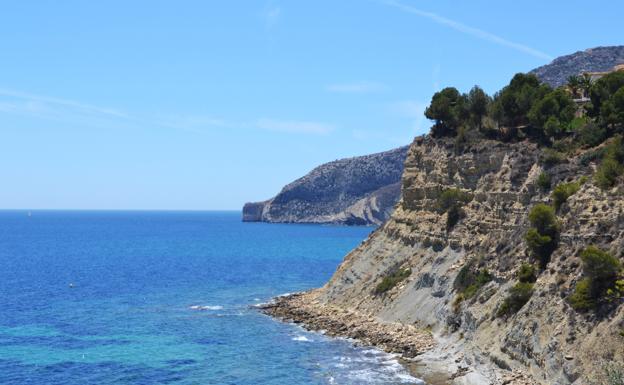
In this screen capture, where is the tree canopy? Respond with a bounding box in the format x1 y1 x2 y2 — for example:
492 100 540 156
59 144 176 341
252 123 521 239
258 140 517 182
423 69 624 146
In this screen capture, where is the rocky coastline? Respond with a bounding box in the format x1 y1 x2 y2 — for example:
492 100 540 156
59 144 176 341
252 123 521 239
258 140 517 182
260 291 538 385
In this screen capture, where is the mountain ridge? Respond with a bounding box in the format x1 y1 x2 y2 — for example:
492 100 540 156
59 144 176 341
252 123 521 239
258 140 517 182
531 45 624 88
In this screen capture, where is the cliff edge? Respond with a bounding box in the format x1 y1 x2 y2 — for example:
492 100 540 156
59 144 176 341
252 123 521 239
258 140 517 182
308 136 623 384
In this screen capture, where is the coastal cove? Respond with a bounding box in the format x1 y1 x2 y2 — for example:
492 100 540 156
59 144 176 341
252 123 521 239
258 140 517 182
0 210 433 385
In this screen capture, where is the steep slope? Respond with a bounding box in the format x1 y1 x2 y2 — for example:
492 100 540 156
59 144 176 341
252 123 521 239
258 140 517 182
531 45 624 87
268 135 624 384
242 146 408 225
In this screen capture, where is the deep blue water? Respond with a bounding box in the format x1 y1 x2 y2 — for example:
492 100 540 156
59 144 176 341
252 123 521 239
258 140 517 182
0 211 423 384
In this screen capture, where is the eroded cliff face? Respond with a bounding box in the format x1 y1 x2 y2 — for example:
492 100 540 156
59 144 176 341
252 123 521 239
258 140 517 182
242 146 408 225
316 136 624 384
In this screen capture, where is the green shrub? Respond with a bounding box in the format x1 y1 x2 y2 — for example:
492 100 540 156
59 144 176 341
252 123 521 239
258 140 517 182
570 246 622 311
606 280 624 301
595 157 622 189
525 204 559 268
436 188 472 231
570 277 594 311
536 172 551 191
552 137 580 154
581 246 621 297
436 188 472 212
606 136 624 163
528 88 575 139
454 125 468 152
551 181 581 211
541 149 565 168
518 263 537 283
425 87 467 137
454 260 493 299
578 121 607 147
525 228 555 268
528 204 558 236
374 268 412 295
497 282 534 317
579 147 607 166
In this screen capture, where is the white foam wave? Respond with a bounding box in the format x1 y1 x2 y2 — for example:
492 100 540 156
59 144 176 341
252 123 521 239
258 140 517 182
329 348 425 384
189 305 223 311
292 335 312 342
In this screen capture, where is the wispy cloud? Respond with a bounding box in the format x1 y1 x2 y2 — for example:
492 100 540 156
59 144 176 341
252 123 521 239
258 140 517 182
0 88 128 119
381 0 553 61
325 81 388 93
0 87 336 137
256 118 334 135
387 99 429 135
262 5 281 29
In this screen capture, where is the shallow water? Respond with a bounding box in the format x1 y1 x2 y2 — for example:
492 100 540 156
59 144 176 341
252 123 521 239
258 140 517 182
0 211 424 384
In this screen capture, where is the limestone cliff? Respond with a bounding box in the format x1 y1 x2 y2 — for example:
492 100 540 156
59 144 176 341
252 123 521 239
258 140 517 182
242 146 408 225
311 136 624 384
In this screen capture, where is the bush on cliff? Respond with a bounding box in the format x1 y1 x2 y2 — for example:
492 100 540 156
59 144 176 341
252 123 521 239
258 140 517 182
536 172 551 191
497 282 534 317
422 64 624 147
528 203 558 235
490 73 550 130
595 158 622 189
528 88 576 139
436 188 472 231
551 180 582 211
588 71 624 123
540 149 565 168
570 246 622 311
374 268 412 295
467 86 491 132
454 260 492 299
578 121 607 148
518 263 537 283
425 87 467 137
525 204 559 268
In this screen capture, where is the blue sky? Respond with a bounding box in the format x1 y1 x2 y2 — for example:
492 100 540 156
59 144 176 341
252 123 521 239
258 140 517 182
1 1 621 210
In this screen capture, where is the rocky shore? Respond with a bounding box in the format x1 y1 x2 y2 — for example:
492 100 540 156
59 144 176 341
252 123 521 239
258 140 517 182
260 291 538 385
261 291 435 357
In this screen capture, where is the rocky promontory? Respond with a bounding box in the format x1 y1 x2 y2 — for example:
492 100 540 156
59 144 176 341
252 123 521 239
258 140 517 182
261 46 624 384
243 146 408 225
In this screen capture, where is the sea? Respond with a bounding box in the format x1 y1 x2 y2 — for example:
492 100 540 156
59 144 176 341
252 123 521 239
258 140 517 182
0 211 425 385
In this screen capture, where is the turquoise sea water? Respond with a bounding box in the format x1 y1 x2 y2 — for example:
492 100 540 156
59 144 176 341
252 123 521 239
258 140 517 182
0 211 423 384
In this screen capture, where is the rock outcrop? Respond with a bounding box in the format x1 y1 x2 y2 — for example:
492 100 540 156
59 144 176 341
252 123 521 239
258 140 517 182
531 45 624 88
266 135 624 385
242 146 408 225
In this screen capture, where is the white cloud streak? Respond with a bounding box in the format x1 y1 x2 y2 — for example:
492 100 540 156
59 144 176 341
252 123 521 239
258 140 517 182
381 0 553 61
256 118 334 135
387 99 429 135
263 5 281 29
0 88 128 118
326 81 388 93
0 87 336 136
